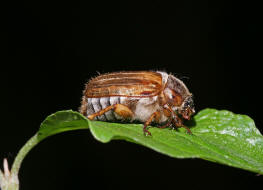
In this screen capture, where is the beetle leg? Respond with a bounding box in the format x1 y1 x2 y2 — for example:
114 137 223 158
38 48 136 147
88 104 133 120
163 104 192 134
172 114 192 134
159 105 173 129
143 111 161 136
158 119 172 129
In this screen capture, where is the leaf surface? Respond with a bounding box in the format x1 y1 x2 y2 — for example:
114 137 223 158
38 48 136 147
37 109 263 174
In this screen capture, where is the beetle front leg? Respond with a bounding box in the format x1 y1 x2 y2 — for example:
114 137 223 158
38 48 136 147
157 119 172 129
163 104 192 134
172 114 192 134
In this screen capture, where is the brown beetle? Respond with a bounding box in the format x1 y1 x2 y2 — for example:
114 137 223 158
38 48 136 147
80 71 195 136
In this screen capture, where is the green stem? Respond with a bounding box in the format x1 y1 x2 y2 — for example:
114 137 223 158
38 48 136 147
11 133 39 176
0 134 39 190
0 169 4 185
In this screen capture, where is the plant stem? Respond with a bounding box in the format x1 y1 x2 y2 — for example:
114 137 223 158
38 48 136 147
0 134 39 190
11 133 39 176
0 169 4 186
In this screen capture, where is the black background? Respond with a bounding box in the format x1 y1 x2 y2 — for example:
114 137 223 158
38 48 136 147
1 0 262 189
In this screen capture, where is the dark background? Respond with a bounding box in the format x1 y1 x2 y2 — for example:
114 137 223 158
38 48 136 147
1 0 262 189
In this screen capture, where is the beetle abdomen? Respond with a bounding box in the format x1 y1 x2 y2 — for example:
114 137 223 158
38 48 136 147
86 96 132 121
83 95 169 124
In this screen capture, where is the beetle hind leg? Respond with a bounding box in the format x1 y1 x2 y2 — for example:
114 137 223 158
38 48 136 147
87 104 133 120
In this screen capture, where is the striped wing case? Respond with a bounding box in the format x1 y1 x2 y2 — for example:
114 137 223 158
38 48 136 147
84 71 163 97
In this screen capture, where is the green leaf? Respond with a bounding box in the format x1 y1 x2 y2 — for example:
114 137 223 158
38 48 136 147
38 110 90 141
37 109 263 174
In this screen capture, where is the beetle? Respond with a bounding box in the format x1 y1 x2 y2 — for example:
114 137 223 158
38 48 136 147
79 71 195 136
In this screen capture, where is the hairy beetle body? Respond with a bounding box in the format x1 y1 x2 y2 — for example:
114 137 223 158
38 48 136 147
80 71 195 135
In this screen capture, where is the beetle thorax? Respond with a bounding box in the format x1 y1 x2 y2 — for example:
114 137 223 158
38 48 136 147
163 75 191 110
163 74 195 119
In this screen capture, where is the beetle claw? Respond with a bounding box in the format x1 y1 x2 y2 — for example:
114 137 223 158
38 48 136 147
143 127 152 136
